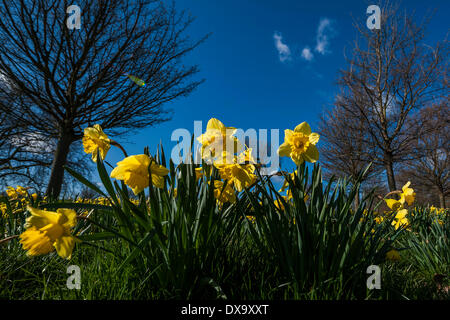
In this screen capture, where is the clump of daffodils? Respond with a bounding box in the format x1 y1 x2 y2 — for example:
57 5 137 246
383 182 416 230
430 206 446 215
5 185 36 201
195 118 321 207
196 118 259 206
11 118 323 260
429 206 447 225
197 118 243 161
2 186 39 217
82 124 170 196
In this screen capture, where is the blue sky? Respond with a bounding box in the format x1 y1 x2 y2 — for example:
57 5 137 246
105 0 449 175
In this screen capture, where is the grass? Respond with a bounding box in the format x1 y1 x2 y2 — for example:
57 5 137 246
1 148 449 300
1 222 448 300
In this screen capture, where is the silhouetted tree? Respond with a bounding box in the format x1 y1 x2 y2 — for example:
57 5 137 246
0 0 206 197
318 103 383 208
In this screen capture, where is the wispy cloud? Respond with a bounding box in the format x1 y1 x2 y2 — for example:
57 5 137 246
274 18 336 64
301 47 314 61
273 32 291 62
315 18 335 55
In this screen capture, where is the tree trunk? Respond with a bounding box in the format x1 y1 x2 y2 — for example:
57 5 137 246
384 153 397 192
354 190 360 211
438 190 446 208
45 132 73 199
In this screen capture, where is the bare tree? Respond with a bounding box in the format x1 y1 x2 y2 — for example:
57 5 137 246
335 1 448 191
0 0 206 197
398 102 449 207
318 104 383 207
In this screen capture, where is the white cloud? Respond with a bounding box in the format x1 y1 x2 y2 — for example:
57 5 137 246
274 18 336 64
315 18 335 55
273 32 292 62
301 47 314 61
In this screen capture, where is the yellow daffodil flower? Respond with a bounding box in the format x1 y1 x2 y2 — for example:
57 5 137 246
213 149 257 192
1 203 8 218
215 163 256 192
385 182 415 210
82 124 111 162
400 181 415 206
19 206 79 259
237 148 257 165
197 118 243 161
213 180 236 205
110 154 169 195
392 209 409 230
385 197 404 211
277 122 320 165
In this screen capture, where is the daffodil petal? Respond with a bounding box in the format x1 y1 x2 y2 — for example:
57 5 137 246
402 181 411 192
26 206 60 225
309 132 320 145
206 118 225 131
284 129 294 142
54 235 76 259
302 144 319 163
151 175 165 189
277 142 292 157
151 164 170 176
294 122 312 135
57 208 78 229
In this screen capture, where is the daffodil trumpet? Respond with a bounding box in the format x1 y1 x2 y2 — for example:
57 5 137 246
110 154 169 195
